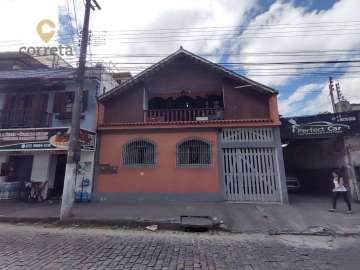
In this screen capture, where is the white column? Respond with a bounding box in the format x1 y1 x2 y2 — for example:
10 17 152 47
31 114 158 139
31 152 52 198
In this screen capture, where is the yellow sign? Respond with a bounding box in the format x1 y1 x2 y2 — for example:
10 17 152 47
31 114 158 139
36 19 56 43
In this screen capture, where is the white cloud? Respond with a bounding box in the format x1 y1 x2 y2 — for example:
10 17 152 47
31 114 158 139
279 83 323 115
0 0 257 70
232 0 360 87
297 67 360 115
88 0 257 71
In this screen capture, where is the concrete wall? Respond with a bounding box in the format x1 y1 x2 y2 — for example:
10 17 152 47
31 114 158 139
103 85 144 123
0 93 5 111
345 136 360 166
30 153 51 182
51 80 98 131
223 79 270 120
75 151 95 201
344 136 360 199
95 130 221 202
145 61 222 93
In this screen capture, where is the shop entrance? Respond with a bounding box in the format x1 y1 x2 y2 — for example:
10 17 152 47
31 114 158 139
52 154 67 198
7 155 33 182
283 138 343 196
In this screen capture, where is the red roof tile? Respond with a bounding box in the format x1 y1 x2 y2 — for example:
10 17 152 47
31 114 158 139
98 119 280 131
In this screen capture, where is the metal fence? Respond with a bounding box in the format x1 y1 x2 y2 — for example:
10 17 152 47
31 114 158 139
221 128 281 202
177 139 211 167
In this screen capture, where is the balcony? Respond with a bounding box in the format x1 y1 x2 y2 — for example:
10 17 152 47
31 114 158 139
144 93 224 123
0 110 53 129
144 108 224 122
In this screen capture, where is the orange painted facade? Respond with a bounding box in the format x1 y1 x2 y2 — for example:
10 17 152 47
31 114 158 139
97 130 219 194
95 49 284 201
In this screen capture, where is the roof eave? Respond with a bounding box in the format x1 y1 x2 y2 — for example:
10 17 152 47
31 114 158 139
98 48 277 102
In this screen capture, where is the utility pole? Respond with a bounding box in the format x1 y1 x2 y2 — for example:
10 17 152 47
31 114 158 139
60 0 101 220
335 81 346 102
328 77 336 113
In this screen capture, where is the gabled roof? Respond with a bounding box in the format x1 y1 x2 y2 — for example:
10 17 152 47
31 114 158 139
98 48 277 102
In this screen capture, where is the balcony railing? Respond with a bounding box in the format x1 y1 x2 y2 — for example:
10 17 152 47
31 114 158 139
0 110 53 129
144 108 224 122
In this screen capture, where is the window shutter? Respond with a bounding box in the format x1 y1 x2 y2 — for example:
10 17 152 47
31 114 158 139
82 90 88 112
53 92 66 113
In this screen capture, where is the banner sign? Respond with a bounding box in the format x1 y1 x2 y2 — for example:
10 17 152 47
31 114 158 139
281 111 360 139
0 128 95 151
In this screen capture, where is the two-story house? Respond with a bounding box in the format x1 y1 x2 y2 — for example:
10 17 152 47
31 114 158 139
95 48 288 203
0 52 116 201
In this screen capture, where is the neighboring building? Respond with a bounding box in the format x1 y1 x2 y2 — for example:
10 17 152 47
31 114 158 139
281 111 360 201
335 100 352 113
351 103 360 111
112 72 132 85
95 48 288 203
0 52 115 201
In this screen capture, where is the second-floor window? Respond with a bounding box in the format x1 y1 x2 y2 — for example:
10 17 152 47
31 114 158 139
54 91 88 118
123 139 156 167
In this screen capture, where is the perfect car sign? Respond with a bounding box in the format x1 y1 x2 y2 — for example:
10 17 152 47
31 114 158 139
281 111 360 139
290 120 350 136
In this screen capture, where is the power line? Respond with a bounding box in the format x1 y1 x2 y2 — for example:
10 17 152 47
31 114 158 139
56 59 360 65
1 24 360 47
89 27 360 38
90 20 360 33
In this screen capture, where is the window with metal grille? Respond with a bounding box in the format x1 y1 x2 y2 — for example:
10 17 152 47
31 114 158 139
177 138 211 167
123 139 156 167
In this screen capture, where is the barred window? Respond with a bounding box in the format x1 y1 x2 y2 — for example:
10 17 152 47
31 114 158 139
123 140 156 167
177 139 211 167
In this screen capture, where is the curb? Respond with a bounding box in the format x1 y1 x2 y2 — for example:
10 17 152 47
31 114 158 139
1 217 358 236
0 216 226 232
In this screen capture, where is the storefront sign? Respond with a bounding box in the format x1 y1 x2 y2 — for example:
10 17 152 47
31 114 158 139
281 111 360 139
0 128 95 151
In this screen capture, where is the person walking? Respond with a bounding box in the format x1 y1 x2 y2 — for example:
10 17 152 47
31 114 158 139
329 170 352 213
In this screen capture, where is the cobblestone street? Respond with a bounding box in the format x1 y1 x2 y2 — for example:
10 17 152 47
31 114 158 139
0 223 359 270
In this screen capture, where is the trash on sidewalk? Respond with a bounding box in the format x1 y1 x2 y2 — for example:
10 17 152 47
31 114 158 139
145 224 158 231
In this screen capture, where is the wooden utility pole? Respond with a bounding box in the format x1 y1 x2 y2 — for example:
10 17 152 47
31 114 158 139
60 0 100 220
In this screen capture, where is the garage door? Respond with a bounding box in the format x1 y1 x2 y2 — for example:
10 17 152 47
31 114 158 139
221 128 282 202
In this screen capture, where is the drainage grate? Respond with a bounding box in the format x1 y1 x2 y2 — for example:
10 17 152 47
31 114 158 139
180 216 215 232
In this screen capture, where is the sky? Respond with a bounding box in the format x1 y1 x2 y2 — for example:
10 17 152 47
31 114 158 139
1 0 360 116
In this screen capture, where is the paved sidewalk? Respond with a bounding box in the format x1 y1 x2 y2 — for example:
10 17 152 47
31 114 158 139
0 195 359 234
227 195 360 234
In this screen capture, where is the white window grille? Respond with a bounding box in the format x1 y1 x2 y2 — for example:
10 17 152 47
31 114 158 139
177 138 211 167
123 139 156 167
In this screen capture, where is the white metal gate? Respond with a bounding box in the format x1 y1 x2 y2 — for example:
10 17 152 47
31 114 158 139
221 128 281 202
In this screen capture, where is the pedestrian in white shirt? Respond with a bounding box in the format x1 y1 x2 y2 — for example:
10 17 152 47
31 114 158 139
329 170 352 213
